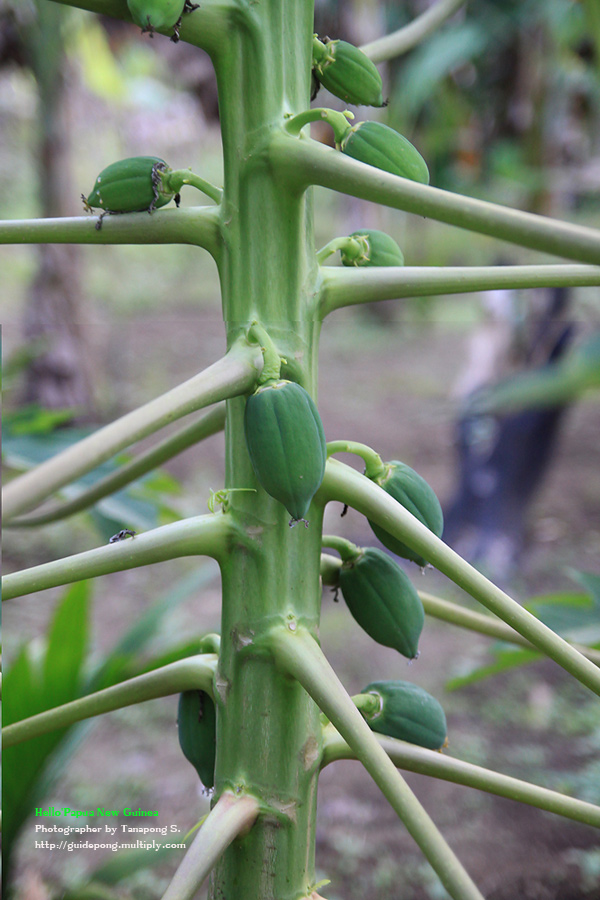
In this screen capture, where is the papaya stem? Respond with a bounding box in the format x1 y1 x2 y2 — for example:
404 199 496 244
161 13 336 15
163 169 223 204
284 108 354 144
2 514 235 602
268 624 485 900
2 655 218 747
316 235 365 266
2 339 262 521
321 725 600 828
247 321 284 384
321 534 361 562
326 440 386 479
351 691 382 718
360 0 467 63
6 405 227 529
320 552 342 586
162 791 261 900
270 133 600 266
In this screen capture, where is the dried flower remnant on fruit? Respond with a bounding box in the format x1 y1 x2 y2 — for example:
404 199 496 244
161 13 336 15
82 156 179 229
127 0 199 42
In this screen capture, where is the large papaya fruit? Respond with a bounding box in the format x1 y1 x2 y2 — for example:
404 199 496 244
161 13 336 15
83 156 176 215
244 379 326 523
340 121 429 185
313 37 385 107
367 461 443 566
360 680 447 750
339 547 424 659
177 690 216 788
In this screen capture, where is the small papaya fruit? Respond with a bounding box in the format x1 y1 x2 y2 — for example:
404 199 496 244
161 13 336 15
83 156 177 223
313 37 385 107
367 461 443 566
177 690 216 788
339 547 424 659
360 680 447 750
341 229 404 267
127 0 198 40
340 121 429 185
244 380 326 523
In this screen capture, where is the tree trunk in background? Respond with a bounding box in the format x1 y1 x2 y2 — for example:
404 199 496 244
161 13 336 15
22 1 95 418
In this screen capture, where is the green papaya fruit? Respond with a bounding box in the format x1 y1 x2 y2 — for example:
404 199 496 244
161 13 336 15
128 0 181 31
83 156 176 215
367 461 443 566
361 680 447 750
339 547 424 658
340 121 429 185
177 690 216 788
244 379 327 522
313 38 385 107
341 229 404 267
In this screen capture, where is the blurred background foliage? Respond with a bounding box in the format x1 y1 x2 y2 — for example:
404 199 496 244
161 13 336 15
1 1 600 898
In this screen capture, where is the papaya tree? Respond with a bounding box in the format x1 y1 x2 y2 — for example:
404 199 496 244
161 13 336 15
3 0 600 898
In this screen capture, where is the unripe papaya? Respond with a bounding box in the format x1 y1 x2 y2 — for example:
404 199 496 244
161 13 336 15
339 547 424 659
244 380 326 522
177 690 216 788
83 157 176 215
361 680 447 750
313 38 385 107
340 121 429 185
341 229 404 268
367 461 443 566
128 0 182 32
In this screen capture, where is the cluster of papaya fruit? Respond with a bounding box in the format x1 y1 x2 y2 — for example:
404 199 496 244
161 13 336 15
177 420 448 789
178 676 447 792
311 33 430 185
81 36 428 225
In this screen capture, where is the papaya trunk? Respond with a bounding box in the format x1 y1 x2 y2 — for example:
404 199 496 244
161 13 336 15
210 2 324 896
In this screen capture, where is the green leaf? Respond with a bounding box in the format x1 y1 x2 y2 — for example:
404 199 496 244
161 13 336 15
446 647 541 691
526 585 600 645
448 575 600 691
89 562 219 689
467 332 600 414
81 836 188 887
3 417 182 537
568 569 600 606
399 23 489 116
3 403 77 436
3 582 91 881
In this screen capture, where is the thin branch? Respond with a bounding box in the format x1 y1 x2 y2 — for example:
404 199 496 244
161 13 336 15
3 338 262 521
0 207 223 260
161 792 260 900
317 264 600 318
419 590 600 666
271 134 600 266
2 655 218 747
320 553 600 666
7 405 226 528
321 727 600 829
269 625 485 900
318 459 600 696
361 0 467 63
2 513 234 601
